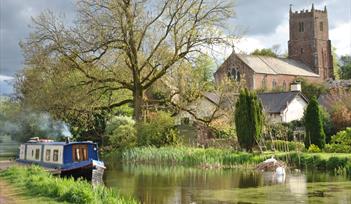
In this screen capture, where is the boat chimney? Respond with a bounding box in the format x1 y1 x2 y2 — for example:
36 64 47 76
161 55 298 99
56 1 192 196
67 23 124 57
65 137 70 144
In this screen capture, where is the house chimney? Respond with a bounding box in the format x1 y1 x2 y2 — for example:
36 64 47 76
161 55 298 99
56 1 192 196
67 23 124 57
290 82 301 92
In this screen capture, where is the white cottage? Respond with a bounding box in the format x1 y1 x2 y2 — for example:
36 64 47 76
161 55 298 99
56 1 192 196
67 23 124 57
258 84 308 123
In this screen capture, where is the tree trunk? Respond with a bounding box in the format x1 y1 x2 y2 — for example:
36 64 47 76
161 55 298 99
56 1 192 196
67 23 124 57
133 84 143 122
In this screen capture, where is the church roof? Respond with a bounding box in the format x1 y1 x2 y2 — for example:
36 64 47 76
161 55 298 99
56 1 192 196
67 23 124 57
258 91 308 113
236 54 319 77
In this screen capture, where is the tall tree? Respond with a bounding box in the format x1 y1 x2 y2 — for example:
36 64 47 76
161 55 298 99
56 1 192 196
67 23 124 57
234 89 264 152
20 0 236 122
304 97 326 149
339 55 351 79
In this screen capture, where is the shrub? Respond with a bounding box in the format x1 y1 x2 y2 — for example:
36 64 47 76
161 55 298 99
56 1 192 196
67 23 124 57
308 144 321 153
137 111 180 147
331 127 351 145
304 97 326 149
326 157 348 171
324 144 351 153
234 89 264 152
106 116 136 148
266 140 305 152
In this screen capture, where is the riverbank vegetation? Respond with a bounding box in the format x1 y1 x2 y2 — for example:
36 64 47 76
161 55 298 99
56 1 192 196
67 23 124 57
0 166 138 204
105 146 351 176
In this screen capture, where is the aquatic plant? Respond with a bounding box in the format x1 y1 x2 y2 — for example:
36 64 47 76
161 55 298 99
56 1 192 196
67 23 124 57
0 165 138 204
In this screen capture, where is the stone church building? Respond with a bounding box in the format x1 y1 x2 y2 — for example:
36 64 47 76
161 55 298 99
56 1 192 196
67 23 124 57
214 5 334 90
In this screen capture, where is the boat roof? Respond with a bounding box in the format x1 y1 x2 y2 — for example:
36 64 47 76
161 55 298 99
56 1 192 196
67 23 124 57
23 141 96 146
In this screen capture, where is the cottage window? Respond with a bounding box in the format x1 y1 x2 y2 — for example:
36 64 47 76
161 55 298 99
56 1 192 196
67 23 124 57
45 149 51 161
53 149 59 162
35 149 40 160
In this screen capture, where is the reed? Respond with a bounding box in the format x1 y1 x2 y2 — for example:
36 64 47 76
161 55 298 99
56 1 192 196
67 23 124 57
116 146 271 167
107 146 351 176
0 165 138 204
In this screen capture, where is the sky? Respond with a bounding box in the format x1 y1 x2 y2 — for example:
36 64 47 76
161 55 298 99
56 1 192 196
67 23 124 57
0 0 350 95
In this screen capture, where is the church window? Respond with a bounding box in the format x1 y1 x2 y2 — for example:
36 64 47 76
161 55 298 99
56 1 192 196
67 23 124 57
320 22 323 31
261 78 267 89
300 48 304 54
228 67 240 81
272 79 277 89
283 81 287 90
299 22 304 32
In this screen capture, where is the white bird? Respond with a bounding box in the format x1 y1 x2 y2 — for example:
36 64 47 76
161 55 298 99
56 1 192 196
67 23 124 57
263 156 277 164
275 166 286 176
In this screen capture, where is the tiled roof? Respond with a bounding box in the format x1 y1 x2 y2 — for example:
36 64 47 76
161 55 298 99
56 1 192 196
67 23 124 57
258 91 308 113
236 54 319 77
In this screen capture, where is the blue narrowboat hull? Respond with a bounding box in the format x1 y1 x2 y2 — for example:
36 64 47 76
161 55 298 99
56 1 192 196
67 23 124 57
16 159 105 179
16 140 105 182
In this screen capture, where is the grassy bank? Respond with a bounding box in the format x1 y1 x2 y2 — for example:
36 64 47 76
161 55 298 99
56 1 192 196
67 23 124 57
0 166 138 204
106 146 351 175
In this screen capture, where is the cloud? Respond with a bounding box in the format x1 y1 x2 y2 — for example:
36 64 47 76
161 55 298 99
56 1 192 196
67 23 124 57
0 0 75 77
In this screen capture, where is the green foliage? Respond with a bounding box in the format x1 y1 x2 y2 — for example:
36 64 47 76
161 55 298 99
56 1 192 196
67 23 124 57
298 78 327 100
324 144 351 153
106 116 136 149
213 126 236 139
339 55 351 79
308 144 321 153
137 111 180 147
265 140 305 152
251 48 277 57
323 128 351 153
234 89 264 151
304 97 326 149
0 166 137 204
330 127 351 145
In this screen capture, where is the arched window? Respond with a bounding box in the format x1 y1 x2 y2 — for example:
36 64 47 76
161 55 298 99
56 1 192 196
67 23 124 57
283 81 287 90
262 78 267 89
272 79 277 89
228 67 240 81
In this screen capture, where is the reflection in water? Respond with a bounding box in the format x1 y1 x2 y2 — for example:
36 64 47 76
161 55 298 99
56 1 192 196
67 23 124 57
104 164 351 204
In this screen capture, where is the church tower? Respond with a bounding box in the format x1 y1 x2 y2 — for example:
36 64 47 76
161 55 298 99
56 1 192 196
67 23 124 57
288 4 333 80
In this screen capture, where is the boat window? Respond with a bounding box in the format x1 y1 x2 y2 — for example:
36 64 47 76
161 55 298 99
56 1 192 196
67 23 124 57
53 150 59 162
45 149 51 161
73 144 88 162
35 149 40 160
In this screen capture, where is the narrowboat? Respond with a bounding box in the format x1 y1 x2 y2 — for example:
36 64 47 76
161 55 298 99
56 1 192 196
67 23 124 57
17 137 105 182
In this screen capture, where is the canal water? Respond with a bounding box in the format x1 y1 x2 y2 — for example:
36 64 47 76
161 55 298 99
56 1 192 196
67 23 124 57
104 164 351 204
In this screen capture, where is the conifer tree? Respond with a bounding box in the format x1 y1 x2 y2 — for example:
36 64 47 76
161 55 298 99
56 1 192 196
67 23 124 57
304 97 326 149
234 89 264 151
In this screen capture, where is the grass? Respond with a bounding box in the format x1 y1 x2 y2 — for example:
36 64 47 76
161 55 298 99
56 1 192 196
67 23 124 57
0 165 138 204
106 146 351 176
